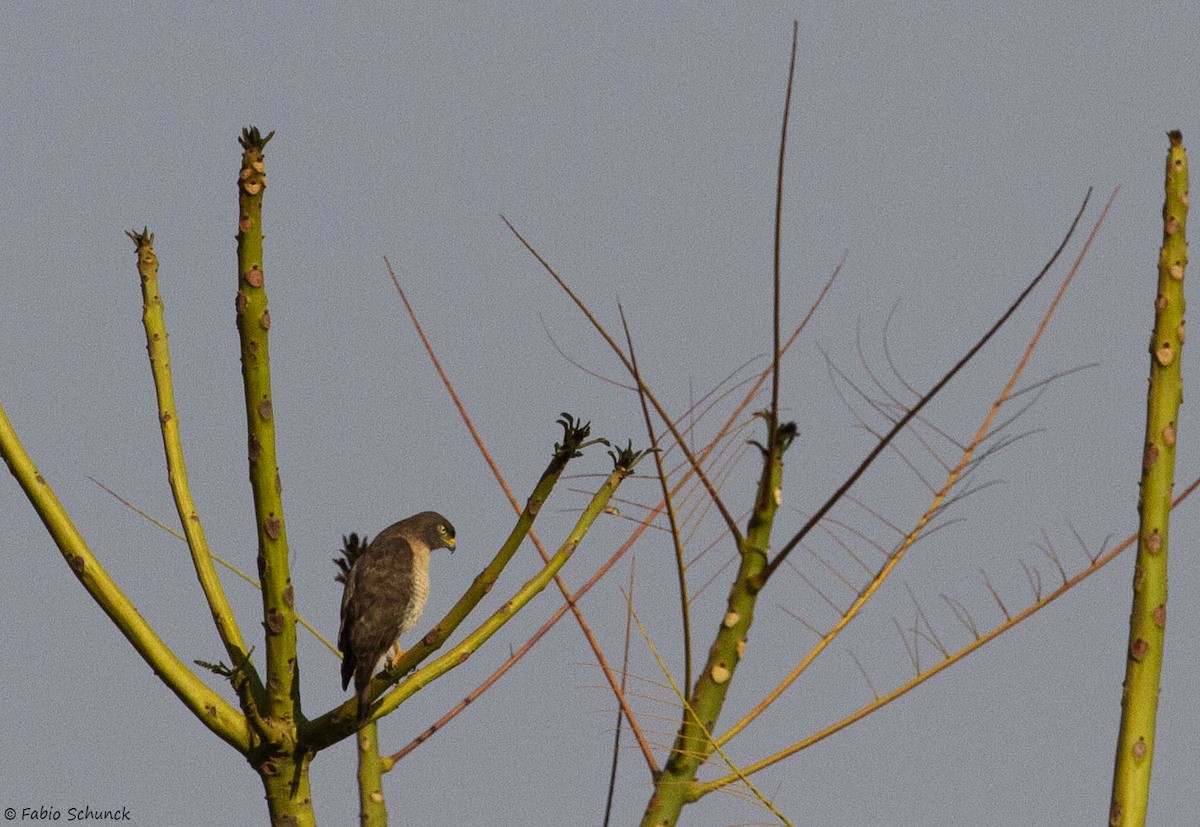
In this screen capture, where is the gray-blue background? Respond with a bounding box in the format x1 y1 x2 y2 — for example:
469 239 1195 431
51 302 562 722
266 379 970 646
2 4 1198 825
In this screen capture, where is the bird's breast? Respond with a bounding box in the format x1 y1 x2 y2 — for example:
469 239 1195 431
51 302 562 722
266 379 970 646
398 554 431 636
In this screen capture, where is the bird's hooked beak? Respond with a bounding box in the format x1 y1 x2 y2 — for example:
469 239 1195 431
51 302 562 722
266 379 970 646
446 536 457 554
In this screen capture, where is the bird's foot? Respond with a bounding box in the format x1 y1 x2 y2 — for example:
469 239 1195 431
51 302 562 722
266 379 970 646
387 646 408 670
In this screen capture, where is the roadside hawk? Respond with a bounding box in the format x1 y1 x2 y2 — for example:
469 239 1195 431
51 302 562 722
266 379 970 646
336 511 456 726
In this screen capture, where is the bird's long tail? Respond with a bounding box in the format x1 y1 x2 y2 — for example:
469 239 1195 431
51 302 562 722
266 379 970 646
356 684 371 727
354 661 374 727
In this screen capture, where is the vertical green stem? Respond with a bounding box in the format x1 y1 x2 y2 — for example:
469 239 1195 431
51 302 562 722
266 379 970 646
260 753 316 827
233 128 297 730
233 128 315 827
355 724 388 827
1109 130 1188 827
640 427 786 827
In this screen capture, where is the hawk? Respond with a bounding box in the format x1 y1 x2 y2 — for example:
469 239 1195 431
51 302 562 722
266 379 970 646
336 511 456 726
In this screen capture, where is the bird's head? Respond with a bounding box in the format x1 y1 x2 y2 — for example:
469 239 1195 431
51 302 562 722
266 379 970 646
411 510 456 554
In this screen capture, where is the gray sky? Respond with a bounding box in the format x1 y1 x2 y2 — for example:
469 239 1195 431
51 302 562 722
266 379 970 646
2 4 1198 825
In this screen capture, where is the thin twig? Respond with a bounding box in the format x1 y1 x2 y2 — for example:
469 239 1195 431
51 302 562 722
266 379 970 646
767 21 799 467
383 257 655 770
502 218 744 544
621 306 694 695
717 189 1114 748
602 559 637 827
764 189 1095 583
88 476 339 654
695 474 1200 795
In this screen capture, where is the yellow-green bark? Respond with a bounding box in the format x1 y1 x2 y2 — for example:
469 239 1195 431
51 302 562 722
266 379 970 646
260 750 316 827
304 428 634 750
355 723 388 827
4 123 636 826
0 403 250 751
129 229 265 708
233 128 299 735
1109 130 1188 827
230 127 314 826
640 424 788 827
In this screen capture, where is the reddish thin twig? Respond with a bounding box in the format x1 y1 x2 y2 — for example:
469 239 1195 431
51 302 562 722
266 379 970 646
383 257 656 771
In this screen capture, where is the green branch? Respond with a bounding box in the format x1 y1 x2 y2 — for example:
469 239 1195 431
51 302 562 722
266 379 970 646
355 723 388 827
0 404 250 751
232 126 298 735
640 416 793 827
372 452 636 716
126 228 266 711
1109 129 1188 827
303 414 615 748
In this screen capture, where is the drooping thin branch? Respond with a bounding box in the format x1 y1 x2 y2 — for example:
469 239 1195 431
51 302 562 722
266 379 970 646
847 649 880 701
541 314 637 390
763 188 1095 584
681 448 755 561
905 583 948 657
656 359 762 468
940 592 980 639
983 571 1012 620
785 557 845 618
602 559 638 827
717 189 1116 748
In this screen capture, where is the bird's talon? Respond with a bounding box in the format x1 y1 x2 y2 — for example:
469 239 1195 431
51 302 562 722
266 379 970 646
387 647 408 670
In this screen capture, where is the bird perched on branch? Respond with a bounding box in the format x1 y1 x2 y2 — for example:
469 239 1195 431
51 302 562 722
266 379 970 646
335 511 456 727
